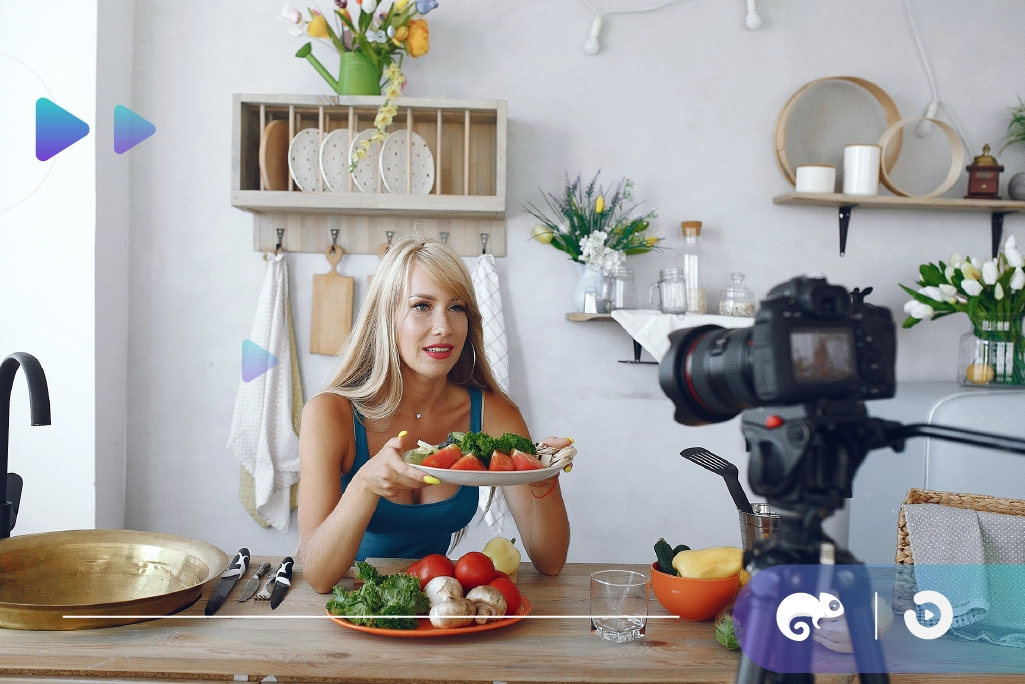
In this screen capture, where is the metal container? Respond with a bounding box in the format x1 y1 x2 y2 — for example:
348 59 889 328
738 502 779 551
0 529 227 630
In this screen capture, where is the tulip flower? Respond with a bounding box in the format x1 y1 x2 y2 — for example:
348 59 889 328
406 18 429 57
644 235 659 247
920 286 944 302
1013 267 1025 292
595 195 605 214
982 260 999 285
962 279 984 297
308 12 330 37
996 283 1005 301
530 225 555 244
335 0 347 7
280 2 303 23
945 264 958 281
416 0 439 14
904 299 920 314
970 256 982 268
1006 236 1024 268
961 262 982 281
910 302 934 320
362 0 377 12
949 253 964 267
394 25 408 40
396 0 409 9
938 284 958 302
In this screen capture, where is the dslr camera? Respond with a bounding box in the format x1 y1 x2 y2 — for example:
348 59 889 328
659 275 896 426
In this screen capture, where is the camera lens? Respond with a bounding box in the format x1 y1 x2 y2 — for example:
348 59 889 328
659 325 757 426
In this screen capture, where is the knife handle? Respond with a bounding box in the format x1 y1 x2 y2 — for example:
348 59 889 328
254 561 271 578
275 556 294 586
222 548 250 579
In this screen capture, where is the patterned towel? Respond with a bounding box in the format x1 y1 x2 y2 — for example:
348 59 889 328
471 254 509 535
228 253 303 531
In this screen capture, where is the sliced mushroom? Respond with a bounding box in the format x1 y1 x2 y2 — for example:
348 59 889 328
428 598 476 628
424 575 463 607
536 443 576 469
466 585 507 620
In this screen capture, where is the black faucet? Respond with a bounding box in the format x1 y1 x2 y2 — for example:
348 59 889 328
1 353 50 539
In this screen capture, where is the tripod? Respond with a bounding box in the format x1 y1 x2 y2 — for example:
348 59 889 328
732 398 1025 684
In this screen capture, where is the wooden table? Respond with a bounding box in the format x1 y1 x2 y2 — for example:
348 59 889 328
0 561 1016 683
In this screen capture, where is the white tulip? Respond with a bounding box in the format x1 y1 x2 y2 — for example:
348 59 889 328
904 299 920 314
362 0 377 12
938 284 958 302
982 260 999 285
920 286 944 302
1012 267 1025 292
996 283 1005 301
1007 244 1025 269
1007 235 1018 251
911 302 934 319
280 2 302 23
945 264 958 281
971 256 982 268
962 279 984 297
962 262 982 281
949 252 965 267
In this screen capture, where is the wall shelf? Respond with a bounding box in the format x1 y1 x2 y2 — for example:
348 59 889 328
565 313 614 321
773 192 1025 257
232 95 507 256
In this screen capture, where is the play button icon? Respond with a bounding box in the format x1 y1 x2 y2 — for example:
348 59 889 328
922 608 935 621
35 98 89 161
113 105 155 153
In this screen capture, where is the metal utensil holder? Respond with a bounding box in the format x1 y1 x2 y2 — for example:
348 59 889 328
739 502 779 551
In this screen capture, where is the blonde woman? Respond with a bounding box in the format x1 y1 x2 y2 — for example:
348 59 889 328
299 235 571 593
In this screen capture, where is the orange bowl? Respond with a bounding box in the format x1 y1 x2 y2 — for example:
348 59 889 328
649 562 740 621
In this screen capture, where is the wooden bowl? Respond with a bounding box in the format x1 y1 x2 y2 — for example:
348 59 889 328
649 562 739 621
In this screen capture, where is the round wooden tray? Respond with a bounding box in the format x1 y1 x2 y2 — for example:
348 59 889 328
878 116 964 198
774 76 903 186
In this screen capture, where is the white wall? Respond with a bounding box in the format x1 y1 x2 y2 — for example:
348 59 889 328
121 0 1025 562
0 0 98 534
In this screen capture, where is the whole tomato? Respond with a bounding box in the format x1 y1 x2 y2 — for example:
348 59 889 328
409 553 456 590
454 551 496 591
488 577 521 615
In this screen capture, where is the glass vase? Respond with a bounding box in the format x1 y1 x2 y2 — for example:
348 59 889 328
574 262 607 314
957 313 1025 387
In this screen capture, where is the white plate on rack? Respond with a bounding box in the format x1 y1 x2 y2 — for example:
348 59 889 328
319 128 354 192
287 128 325 192
348 129 385 193
408 462 563 486
379 130 435 194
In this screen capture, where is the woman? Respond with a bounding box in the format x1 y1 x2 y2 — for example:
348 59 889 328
299 235 571 593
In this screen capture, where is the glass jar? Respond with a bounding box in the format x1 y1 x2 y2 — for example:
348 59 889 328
681 221 706 313
957 313 1025 386
649 267 688 314
720 272 756 317
603 266 636 311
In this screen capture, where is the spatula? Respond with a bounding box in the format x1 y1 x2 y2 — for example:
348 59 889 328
680 447 754 514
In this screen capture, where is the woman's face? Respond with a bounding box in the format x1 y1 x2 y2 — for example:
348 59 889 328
395 263 469 380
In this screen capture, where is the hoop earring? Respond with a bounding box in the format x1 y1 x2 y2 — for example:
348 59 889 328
452 345 477 385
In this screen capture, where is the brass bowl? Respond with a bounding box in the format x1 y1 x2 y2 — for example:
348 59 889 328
0 529 228 630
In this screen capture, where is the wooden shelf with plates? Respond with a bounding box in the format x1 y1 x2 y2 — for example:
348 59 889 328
232 94 507 256
773 192 1025 258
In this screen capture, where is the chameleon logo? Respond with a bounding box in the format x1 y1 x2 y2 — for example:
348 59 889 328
776 592 845 641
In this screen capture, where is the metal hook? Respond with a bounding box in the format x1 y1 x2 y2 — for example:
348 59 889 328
275 228 285 254
386 230 395 245
480 233 489 255
330 228 339 246
440 231 449 244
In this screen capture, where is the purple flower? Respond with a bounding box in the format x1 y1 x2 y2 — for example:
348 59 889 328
416 0 438 15
335 0 347 7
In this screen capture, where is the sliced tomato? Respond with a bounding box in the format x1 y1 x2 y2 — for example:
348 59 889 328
421 443 463 469
488 577 521 614
511 448 543 471
488 451 516 471
451 454 487 471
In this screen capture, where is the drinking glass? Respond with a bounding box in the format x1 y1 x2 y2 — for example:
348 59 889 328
589 570 649 643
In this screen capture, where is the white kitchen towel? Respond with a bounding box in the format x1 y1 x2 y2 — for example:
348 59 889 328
609 310 755 362
228 253 301 532
471 253 509 535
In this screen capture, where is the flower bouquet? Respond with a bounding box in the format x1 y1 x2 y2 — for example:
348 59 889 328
901 236 1025 385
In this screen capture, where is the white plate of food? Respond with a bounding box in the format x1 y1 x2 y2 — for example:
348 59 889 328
408 463 565 487
379 129 435 194
348 129 385 193
287 128 325 192
403 437 575 487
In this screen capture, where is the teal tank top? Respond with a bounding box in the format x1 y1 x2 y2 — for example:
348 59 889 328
341 387 481 560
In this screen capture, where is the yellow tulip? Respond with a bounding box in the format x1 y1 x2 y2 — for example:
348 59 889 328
530 225 554 244
396 0 409 9
645 236 658 247
307 13 329 38
406 19 429 57
595 195 604 214
394 25 409 41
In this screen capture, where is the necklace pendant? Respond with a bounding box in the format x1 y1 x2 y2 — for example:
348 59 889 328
416 413 422 419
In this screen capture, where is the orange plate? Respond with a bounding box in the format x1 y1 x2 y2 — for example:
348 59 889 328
329 595 531 637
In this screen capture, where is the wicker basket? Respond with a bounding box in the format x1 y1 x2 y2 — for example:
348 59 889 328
892 488 1025 611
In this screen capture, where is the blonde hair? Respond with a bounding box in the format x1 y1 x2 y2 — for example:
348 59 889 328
324 234 511 425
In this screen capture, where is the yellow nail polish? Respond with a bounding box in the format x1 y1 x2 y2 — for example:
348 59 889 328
423 475 441 485
398 430 408 438
564 465 572 473
566 437 574 444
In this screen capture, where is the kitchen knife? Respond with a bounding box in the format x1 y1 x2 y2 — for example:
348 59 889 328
238 561 271 602
269 556 293 610
204 547 250 616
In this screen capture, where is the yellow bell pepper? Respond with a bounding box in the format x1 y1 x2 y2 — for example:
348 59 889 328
672 546 743 579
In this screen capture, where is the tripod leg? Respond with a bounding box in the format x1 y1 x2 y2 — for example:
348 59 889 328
735 653 767 684
835 566 889 684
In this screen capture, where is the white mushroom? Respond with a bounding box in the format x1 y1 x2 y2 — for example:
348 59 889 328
536 443 577 470
428 598 476 628
424 575 463 607
466 585 507 621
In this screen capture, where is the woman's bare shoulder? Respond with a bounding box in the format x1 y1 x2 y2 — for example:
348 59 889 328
300 392 356 468
302 391 353 424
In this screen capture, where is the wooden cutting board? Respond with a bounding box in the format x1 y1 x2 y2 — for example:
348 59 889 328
259 119 289 191
310 246 354 355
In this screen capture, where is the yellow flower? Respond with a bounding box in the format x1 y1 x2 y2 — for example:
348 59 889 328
530 225 555 244
307 13 329 38
370 130 387 143
644 236 658 247
394 25 409 42
396 0 409 9
595 195 605 214
406 19 429 57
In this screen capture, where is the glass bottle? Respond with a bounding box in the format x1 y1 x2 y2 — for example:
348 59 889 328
681 221 706 313
720 272 756 317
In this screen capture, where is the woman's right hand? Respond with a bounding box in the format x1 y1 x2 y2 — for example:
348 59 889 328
352 432 433 499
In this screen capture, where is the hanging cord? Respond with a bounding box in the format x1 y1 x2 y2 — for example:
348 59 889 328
903 0 975 153
577 0 690 54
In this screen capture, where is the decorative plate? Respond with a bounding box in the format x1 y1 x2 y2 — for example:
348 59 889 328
348 129 385 193
287 128 324 192
408 463 564 486
379 129 435 194
319 128 355 192
329 596 531 638
259 119 290 191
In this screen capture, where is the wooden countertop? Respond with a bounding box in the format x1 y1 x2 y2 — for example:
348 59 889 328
0 560 1016 683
